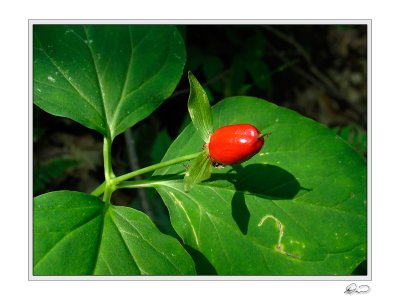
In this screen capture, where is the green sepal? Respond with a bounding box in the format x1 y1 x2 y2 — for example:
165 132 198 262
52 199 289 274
187 72 213 143
184 149 212 192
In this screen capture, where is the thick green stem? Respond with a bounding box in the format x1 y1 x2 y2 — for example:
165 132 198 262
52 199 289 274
102 183 113 207
94 137 116 203
103 136 115 181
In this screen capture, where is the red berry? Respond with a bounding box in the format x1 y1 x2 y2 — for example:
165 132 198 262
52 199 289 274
206 124 266 165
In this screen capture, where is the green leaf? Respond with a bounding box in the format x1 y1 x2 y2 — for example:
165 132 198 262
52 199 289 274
34 191 195 275
187 72 213 143
33 25 186 140
183 149 212 192
154 97 367 275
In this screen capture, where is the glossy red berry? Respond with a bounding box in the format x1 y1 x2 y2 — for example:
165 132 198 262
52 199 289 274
206 124 266 165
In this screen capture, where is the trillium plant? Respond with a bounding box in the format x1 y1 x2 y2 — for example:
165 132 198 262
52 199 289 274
33 25 367 276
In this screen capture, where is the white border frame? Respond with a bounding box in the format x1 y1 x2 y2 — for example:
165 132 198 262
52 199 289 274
28 19 371 282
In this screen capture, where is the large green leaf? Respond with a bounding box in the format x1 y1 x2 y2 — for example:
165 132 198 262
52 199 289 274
154 97 367 275
33 191 195 275
33 25 186 139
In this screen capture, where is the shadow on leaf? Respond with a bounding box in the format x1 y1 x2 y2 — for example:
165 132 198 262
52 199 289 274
231 192 250 235
232 164 301 199
184 245 218 275
209 163 303 235
210 163 301 199
150 164 306 236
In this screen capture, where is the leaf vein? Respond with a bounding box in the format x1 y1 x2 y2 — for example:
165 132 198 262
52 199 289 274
204 211 233 273
34 213 102 269
108 210 144 274
113 34 173 133
83 26 110 137
111 27 155 132
112 208 182 273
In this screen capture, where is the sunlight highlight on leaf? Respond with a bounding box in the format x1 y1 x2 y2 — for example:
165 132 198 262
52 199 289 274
33 25 186 139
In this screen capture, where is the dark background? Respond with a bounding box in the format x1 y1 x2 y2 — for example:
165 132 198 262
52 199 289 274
33 25 367 274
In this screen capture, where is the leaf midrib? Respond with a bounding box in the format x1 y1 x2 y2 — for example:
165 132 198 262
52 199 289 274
112 32 174 137
111 28 153 127
34 212 102 269
112 207 182 274
83 26 110 138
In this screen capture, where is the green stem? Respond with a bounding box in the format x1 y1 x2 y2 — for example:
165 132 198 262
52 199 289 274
90 151 202 196
103 136 115 181
116 179 166 190
114 151 202 184
102 183 113 207
93 137 116 203
91 181 106 197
